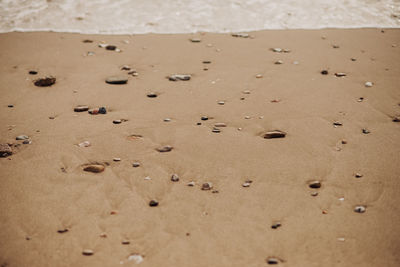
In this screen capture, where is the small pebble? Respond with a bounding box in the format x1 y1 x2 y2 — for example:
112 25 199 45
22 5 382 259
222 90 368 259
22 140 31 145
217 101 225 105
34 76 56 87
365 81 373 87
82 249 94 256
147 93 158 98
105 76 128 84
144 176 151 181
171 173 179 182
187 181 195 186
201 182 213 190
82 39 93 43
197 122 202 125
351 58 357 61
168 74 191 81
201 116 209 121
121 240 130 245
335 72 347 77
310 191 318 197
333 121 343 126
120 65 131 71
271 222 281 229
355 173 363 178
78 141 91 147
105 45 117 50
113 119 122 124
29 70 38 75
262 130 286 139
202 60 211 64
244 116 250 119
190 38 201 43
214 122 226 127
164 118 171 122
321 70 329 75
57 228 69 234
341 139 347 144
132 162 141 167
156 145 173 152
74 105 89 112
271 48 282 52
362 128 370 134
309 181 322 189
231 33 249 38
243 90 251 94
83 164 105 173
333 44 340 48
100 233 107 238
354 205 366 213
242 181 252 187
392 117 400 122
266 257 280 264
212 127 221 133
113 158 121 162
274 60 283 65
110 210 118 215
128 254 144 264
0 144 12 157
8 104 14 108
337 237 345 242
16 135 29 140
149 200 159 207
256 74 263 78
358 97 364 102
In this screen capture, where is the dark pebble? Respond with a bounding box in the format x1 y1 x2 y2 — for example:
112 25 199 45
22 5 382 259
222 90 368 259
57 228 69 234
321 70 328 75
74 105 89 112
197 122 202 125
82 39 93 43
0 143 12 157
266 257 280 264
106 45 117 50
98 107 107 114
202 60 211 64
262 130 286 139
362 128 370 134
309 181 321 189
149 200 159 207
105 76 128 84
271 223 281 229
201 116 209 121
156 145 173 152
34 77 56 87
113 120 122 124
147 93 158 98
8 105 13 108
29 70 38 75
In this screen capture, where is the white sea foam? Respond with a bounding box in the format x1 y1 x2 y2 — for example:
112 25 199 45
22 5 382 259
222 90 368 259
0 0 399 34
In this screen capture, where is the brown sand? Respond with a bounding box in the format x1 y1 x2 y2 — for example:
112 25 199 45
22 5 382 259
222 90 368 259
0 29 400 267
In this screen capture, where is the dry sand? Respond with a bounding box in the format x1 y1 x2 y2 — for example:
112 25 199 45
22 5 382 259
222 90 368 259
0 29 400 267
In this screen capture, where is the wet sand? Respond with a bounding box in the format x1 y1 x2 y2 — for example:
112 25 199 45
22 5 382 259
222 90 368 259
0 29 400 267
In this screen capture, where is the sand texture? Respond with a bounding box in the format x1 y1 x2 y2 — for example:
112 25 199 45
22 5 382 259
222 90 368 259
0 29 400 267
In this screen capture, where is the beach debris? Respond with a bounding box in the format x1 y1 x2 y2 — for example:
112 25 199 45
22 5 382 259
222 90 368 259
78 141 91 147
156 145 173 152
106 76 128 84
0 144 12 157
149 200 159 207
168 74 191 81
201 116 209 121
393 116 400 122
310 191 318 196
74 105 89 112
231 33 249 38
147 92 158 98
8 104 14 108
128 254 144 264
171 174 180 182
351 58 357 61
121 239 130 245
217 101 225 105
88 107 107 115
262 130 286 139
332 44 340 48
187 181 195 186
100 233 107 238
365 81 373 87
201 182 213 190
271 48 282 52
274 60 283 65
34 76 56 87
83 164 105 173
16 135 29 140
57 228 69 234
335 72 347 77
190 38 201 43
244 116 251 119
242 180 253 187
113 158 121 162
82 249 94 256
202 60 211 64
29 70 38 75
309 181 322 189
337 237 345 242
271 222 282 229
354 205 366 213
333 121 343 127
120 65 131 71
355 173 363 178
214 122 227 127
256 74 263 78
266 257 282 264
128 70 139 76
132 162 141 167
105 45 117 50
362 128 370 134
243 90 251 94
358 97 364 102
113 119 122 124
321 70 329 75
212 127 221 133
164 118 171 122
23 140 31 145
341 139 347 144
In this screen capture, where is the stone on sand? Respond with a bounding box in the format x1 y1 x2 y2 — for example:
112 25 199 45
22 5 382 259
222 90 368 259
168 74 191 81
354 205 366 213
309 181 322 189
82 249 94 256
83 164 105 173
16 135 29 140
156 145 173 152
74 105 89 112
149 200 159 207
201 182 213 190
231 33 249 38
105 76 128 84
34 76 56 87
262 130 286 139
0 143 12 157
171 174 179 182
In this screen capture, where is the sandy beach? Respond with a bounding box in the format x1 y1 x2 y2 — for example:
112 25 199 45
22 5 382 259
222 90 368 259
0 29 400 266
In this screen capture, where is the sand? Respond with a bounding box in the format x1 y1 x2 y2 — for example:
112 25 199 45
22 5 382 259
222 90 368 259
0 29 399 267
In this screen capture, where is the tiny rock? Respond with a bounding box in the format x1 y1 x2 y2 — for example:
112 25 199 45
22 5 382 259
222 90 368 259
105 76 128 84
202 60 211 64
132 162 141 167
362 128 370 134
16 135 29 140
168 74 191 81
0 143 12 157
187 181 195 186
310 191 319 196
121 240 130 245
256 74 263 78
266 257 280 264
354 205 366 213
274 60 283 65
147 93 158 98
57 228 69 234
78 141 91 147
321 70 329 75
190 38 201 43
262 130 286 139
242 182 251 187
164 118 171 122
121 65 131 71
309 181 322 189
34 76 56 87
214 122 226 127
231 33 249 38
392 117 400 122
355 173 363 178
212 127 221 133
29 70 38 75
82 249 94 256
335 72 347 77
149 200 159 207
74 105 89 112
271 48 282 52
83 164 105 173
128 254 144 264
217 101 225 105
201 182 213 190
113 158 121 162
333 121 343 126
105 45 117 50
171 174 180 182
365 81 373 87
156 145 173 152
271 222 281 229
201 116 209 121
113 119 122 124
